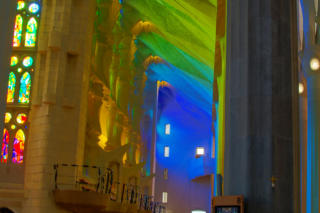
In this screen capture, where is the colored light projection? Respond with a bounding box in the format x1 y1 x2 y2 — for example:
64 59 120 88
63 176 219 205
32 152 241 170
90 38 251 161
0 129 9 163
7 72 16 103
12 129 25 163
13 14 23 47
93 0 227 181
152 85 214 212
19 72 31 103
25 18 38 47
16 113 27 124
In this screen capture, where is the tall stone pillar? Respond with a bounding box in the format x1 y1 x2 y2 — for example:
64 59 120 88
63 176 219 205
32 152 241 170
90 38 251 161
224 0 297 212
22 0 96 212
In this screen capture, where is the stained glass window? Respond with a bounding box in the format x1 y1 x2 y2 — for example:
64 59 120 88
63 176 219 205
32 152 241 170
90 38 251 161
11 56 18 67
25 18 37 47
2 0 42 164
5 113 12 123
16 113 27 124
19 72 31 104
7 72 16 103
28 3 40 14
0 129 9 163
13 14 23 47
17 1 25 10
12 129 25 164
22 56 33 67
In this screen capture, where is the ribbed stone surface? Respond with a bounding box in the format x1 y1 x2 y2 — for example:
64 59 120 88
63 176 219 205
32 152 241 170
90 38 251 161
225 0 294 212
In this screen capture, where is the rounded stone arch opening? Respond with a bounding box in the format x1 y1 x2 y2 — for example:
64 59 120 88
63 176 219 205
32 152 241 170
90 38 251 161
0 207 15 213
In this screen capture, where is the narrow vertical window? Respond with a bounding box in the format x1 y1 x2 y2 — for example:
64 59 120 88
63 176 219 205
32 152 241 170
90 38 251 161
25 18 38 47
162 192 168 203
7 72 16 103
19 72 31 104
12 129 25 163
164 146 170 157
164 168 168 180
13 14 23 47
165 124 170 135
196 147 205 158
1 129 9 163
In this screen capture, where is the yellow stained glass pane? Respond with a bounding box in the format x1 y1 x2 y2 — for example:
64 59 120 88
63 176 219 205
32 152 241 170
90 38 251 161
10 56 18 67
4 112 12 123
17 1 25 10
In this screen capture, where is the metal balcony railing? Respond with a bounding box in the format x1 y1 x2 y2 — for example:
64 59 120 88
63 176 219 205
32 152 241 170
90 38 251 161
53 164 165 213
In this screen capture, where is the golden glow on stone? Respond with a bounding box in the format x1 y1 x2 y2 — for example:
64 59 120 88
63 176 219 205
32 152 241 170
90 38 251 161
98 134 108 150
299 83 304 94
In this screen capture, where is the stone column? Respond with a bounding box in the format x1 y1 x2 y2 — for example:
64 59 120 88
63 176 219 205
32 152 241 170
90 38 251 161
224 0 297 212
22 0 96 212
0 1 16 138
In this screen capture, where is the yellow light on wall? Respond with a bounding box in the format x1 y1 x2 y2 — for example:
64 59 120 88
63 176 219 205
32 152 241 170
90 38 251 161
299 83 304 94
310 58 320 71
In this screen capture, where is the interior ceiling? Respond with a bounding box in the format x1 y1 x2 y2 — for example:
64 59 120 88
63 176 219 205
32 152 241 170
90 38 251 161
128 0 216 114
95 0 217 115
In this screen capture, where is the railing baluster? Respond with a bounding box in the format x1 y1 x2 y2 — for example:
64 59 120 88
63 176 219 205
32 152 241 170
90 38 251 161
52 163 165 211
54 164 58 190
96 167 101 192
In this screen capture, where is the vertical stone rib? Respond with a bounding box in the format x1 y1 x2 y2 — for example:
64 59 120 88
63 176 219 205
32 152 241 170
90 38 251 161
225 0 295 212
